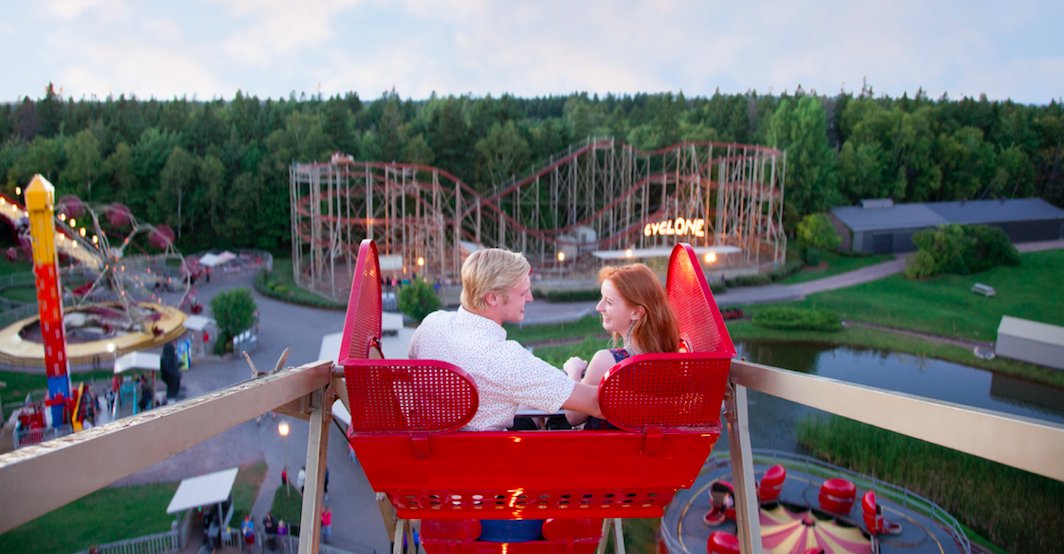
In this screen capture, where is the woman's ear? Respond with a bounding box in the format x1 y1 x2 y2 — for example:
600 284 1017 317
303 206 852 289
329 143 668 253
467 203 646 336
632 306 646 321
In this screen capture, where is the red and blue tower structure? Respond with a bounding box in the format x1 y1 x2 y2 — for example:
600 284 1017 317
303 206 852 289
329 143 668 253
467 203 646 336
25 175 72 428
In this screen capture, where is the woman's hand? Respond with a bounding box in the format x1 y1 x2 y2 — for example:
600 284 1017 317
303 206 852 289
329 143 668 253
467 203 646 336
563 356 588 380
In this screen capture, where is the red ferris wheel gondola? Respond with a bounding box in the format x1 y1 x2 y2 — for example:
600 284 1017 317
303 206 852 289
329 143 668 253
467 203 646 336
341 240 735 550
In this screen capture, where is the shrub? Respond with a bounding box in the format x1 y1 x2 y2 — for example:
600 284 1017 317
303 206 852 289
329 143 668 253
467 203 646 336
210 288 257 355
751 306 842 332
727 274 773 288
802 247 822 266
906 224 1021 279
398 278 442 323
796 213 841 252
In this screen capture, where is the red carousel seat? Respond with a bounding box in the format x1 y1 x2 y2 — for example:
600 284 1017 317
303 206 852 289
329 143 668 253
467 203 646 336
862 490 902 536
819 478 857 516
342 240 734 523
757 464 787 504
706 531 740 554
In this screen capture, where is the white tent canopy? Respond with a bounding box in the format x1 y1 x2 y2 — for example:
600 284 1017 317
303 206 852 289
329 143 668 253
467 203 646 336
198 251 237 268
114 351 161 374
184 315 215 332
592 245 742 260
166 467 238 514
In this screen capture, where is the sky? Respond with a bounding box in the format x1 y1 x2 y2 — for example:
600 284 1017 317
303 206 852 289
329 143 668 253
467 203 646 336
2 0 1062 105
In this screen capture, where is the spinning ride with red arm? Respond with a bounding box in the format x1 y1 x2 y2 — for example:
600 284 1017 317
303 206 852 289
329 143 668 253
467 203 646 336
341 240 735 551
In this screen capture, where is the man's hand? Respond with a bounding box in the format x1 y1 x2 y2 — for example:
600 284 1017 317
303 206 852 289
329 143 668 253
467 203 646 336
563 356 587 380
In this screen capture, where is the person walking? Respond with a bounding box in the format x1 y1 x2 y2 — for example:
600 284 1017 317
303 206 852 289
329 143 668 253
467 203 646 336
321 505 332 543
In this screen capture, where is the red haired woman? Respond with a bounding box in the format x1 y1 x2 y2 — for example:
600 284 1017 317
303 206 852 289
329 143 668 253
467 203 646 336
565 263 680 429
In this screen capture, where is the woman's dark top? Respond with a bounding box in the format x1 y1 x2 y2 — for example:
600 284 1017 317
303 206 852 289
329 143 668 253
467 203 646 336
583 348 629 431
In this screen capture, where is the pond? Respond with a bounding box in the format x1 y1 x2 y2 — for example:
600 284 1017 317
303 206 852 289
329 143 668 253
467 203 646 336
732 341 1064 452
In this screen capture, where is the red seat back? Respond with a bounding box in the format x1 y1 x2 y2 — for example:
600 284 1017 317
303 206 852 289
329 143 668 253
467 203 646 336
599 354 728 433
862 490 882 534
757 464 786 503
666 243 735 357
819 478 857 516
339 239 383 362
345 359 478 434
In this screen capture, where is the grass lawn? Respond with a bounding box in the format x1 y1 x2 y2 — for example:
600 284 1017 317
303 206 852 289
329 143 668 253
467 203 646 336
0 371 115 412
0 481 179 552
791 249 1064 343
777 251 892 285
0 462 266 552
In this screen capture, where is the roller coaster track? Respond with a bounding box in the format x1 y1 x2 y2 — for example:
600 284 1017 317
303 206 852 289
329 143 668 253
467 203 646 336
291 137 785 298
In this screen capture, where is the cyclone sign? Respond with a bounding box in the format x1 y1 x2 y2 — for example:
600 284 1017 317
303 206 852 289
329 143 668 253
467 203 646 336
643 217 706 238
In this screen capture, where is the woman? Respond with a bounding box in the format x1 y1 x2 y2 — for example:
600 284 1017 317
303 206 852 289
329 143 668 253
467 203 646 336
565 263 681 428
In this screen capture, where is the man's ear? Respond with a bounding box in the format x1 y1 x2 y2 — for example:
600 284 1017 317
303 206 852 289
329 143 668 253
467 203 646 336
484 292 499 307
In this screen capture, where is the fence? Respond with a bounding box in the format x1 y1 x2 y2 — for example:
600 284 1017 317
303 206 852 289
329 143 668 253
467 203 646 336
73 527 180 554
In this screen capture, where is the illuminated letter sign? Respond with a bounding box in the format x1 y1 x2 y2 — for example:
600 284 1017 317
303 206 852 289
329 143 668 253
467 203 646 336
643 217 705 238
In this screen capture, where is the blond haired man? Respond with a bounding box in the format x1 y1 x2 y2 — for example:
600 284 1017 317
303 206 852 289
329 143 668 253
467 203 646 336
409 248 600 431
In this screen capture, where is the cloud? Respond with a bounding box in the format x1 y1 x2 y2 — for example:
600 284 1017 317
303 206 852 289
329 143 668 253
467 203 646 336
218 0 364 66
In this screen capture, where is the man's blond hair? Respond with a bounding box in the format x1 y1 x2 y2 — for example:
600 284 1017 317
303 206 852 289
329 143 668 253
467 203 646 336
461 248 530 312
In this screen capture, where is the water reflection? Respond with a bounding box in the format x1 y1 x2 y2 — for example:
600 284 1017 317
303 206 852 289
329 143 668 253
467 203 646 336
733 341 1064 453
737 341 1064 423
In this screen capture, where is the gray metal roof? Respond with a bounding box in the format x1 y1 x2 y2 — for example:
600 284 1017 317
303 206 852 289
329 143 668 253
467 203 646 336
831 197 1064 233
831 203 946 232
928 198 1064 224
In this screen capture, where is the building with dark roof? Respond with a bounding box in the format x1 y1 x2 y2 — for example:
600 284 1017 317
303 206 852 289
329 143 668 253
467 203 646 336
830 198 1064 254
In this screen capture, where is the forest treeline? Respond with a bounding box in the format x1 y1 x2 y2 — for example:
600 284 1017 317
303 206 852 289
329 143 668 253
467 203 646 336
2 84 1062 253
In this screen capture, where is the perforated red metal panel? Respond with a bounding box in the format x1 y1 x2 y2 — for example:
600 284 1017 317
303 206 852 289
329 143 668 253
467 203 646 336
666 243 736 358
345 360 478 434
598 354 729 433
348 429 718 520
339 240 383 362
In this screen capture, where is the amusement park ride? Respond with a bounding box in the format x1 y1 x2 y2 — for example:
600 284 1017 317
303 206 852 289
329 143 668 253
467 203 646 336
1 175 190 437
290 138 787 301
1 148 1061 553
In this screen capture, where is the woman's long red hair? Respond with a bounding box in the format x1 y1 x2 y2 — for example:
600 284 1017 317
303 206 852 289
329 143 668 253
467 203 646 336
599 263 680 354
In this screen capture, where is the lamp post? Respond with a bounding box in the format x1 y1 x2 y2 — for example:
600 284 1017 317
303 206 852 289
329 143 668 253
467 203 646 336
278 419 291 496
106 343 118 418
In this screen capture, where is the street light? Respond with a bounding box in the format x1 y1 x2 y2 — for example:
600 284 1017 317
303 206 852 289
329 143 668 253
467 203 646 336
278 419 291 495
106 343 118 417
704 251 717 264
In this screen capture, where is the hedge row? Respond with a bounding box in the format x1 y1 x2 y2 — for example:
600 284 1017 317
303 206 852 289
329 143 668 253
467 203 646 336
751 306 842 332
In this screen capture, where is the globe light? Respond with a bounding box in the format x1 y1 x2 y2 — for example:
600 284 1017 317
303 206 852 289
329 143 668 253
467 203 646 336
557 251 566 263
704 251 718 264
278 420 290 437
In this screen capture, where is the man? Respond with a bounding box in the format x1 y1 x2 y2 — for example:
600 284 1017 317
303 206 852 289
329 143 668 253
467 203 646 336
409 248 600 431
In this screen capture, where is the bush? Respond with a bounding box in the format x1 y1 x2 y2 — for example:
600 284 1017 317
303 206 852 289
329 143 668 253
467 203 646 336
802 247 822 266
906 224 1020 279
209 288 257 355
796 213 841 252
751 306 842 332
398 278 442 323
727 274 773 288
211 288 257 339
